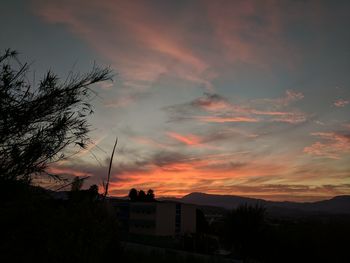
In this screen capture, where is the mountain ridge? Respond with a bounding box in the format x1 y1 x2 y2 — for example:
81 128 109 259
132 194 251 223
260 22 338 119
160 192 350 215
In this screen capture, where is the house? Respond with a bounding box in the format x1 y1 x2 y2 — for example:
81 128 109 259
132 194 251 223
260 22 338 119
112 201 197 236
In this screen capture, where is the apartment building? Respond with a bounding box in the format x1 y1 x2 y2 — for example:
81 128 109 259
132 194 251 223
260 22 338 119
112 201 196 236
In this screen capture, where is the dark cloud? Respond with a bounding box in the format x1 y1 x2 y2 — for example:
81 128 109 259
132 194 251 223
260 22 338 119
201 161 247 171
190 92 228 109
151 151 190 167
164 91 307 125
163 92 229 122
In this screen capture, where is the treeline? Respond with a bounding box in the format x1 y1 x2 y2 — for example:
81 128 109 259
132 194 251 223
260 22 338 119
192 204 350 262
0 178 120 262
128 188 155 202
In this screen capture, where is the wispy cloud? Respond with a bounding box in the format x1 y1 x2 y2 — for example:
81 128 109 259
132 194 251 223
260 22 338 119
205 1 305 69
304 132 350 159
132 136 170 149
104 91 150 108
194 115 259 123
166 90 306 124
167 132 202 146
47 166 92 178
34 0 216 94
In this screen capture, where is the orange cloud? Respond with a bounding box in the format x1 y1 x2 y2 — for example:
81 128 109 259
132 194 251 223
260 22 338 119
103 149 294 198
108 159 350 200
167 132 202 146
44 147 349 201
194 116 259 123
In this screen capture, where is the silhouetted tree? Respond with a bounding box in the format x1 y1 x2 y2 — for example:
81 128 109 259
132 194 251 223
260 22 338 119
0 49 112 182
128 188 138 201
0 180 121 262
86 184 99 201
0 49 121 263
146 189 155 201
196 209 209 234
224 203 267 260
138 190 146 201
89 184 98 195
128 188 156 201
71 176 84 192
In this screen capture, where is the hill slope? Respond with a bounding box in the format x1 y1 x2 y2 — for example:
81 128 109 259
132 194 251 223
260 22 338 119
179 192 350 215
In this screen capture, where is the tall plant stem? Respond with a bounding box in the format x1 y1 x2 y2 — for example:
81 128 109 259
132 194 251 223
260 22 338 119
104 136 118 199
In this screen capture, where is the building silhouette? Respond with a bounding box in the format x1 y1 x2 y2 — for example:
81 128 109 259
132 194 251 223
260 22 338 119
112 201 197 236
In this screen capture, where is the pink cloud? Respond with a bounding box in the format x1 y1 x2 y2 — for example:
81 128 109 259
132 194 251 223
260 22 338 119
269 111 307 124
47 166 91 178
205 1 302 68
334 99 349 107
304 132 350 159
33 0 309 97
34 0 215 93
192 93 232 111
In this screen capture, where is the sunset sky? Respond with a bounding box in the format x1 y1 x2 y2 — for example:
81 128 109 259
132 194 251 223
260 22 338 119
1 0 349 201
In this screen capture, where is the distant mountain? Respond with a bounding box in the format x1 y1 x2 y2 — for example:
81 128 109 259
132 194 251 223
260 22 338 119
177 192 350 216
181 192 266 209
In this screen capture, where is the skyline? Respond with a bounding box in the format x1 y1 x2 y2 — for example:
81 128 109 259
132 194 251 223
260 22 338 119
1 0 349 201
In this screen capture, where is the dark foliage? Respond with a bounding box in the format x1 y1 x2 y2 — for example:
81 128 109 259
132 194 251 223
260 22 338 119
214 203 350 262
129 188 138 201
261 216 350 263
0 49 112 182
128 188 156 202
0 49 119 261
71 176 84 191
138 190 146 200
196 209 209 234
146 189 155 201
223 203 267 260
0 178 120 263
